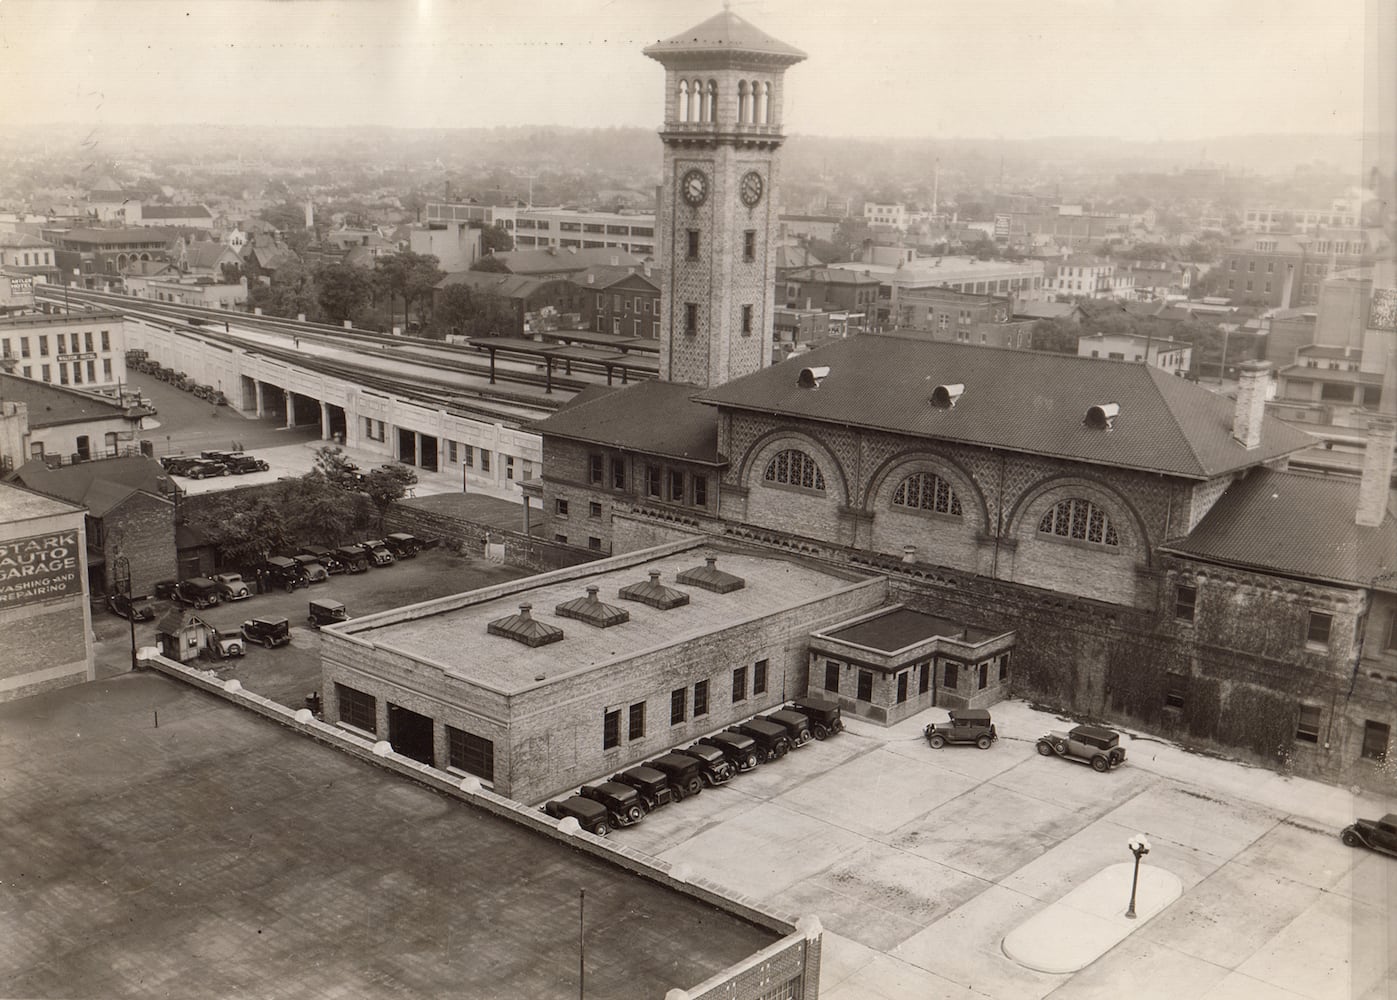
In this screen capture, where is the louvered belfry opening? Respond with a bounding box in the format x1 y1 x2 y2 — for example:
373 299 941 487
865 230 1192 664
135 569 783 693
486 603 565 647
618 570 690 610
676 555 745 594
554 585 631 629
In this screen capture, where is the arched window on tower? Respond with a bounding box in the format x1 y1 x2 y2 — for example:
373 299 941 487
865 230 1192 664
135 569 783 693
759 82 772 124
706 80 718 123
1037 498 1119 546
690 79 703 123
678 79 689 122
763 449 826 491
737 80 749 124
892 473 962 516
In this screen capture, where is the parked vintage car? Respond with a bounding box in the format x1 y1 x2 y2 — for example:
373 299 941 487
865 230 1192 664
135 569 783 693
543 796 611 836
222 454 270 475
645 753 706 798
925 708 998 750
761 709 813 749
334 545 370 573
731 718 791 762
212 572 252 601
577 781 646 827
183 459 229 480
153 579 180 600
673 743 735 786
308 598 349 630
264 556 309 592
241 615 291 649
300 545 345 574
106 593 155 621
788 696 845 740
698 731 762 772
1036 724 1127 772
384 532 422 559
174 577 221 609
293 554 329 583
359 539 395 567
610 766 682 811
1341 814 1397 856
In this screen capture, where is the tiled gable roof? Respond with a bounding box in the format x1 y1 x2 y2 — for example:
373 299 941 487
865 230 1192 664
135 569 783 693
530 380 721 465
694 335 1314 480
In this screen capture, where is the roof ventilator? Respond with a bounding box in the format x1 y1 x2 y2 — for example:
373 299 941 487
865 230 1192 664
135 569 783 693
1084 402 1120 431
618 570 690 610
676 555 745 594
797 366 830 389
554 586 631 628
930 383 964 409
487 603 564 647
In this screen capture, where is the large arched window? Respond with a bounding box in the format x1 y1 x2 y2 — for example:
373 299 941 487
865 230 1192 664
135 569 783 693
737 80 750 123
1037 498 1119 546
764 449 826 491
892 473 962 516
705 80 718 123
689 78 703 123
678 80 689 122
758 82 771 124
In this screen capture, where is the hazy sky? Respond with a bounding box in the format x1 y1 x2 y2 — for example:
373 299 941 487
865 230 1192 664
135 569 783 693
0 0 1375 140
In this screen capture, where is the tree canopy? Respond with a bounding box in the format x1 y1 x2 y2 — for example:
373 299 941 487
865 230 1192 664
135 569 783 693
435 284 516 338
373 250 444 329
470 254 510 273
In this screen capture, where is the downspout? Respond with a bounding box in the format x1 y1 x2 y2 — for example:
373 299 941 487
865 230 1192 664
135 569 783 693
990 450 1006 579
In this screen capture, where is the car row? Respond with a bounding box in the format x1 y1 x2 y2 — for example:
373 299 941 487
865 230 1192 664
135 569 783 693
160 450 270 479
131 358 226 404
543 696 844 836
922 710 1129 774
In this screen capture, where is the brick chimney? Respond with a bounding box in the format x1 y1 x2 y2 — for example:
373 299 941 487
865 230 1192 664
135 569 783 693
1355 331 1397 527
1231 359 1271 450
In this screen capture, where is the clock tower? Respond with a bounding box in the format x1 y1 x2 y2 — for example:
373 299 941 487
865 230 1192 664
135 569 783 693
645 10 806 388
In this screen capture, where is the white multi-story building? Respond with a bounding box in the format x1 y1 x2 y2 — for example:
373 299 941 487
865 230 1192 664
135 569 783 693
1045 255 1135 300
0 312 130 390
1077 332 1192 373
825 248 1046 327
426 203 657 258
1242 200 1360 234
864 202 908 229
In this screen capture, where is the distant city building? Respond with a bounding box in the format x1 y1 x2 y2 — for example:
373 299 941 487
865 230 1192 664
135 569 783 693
1045 255 1135 300
773 306 829 356
47 227 173 281
127 203 215 229
486 247 646 280
428 203 658 258
1242 200 1359 233
825 247 1045 327
1077 332 1192 373
0 314 130 390
408 222 482 273
0 232 60 285
0 269 35 315
863 202 908 229
777 213 842 242
433 271 587 339
575 265 661 339
1221 229 1383 308
781 266 879 313
894 286 1035 349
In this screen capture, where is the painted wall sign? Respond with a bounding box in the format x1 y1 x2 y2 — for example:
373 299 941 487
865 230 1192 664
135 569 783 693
0 530 83 608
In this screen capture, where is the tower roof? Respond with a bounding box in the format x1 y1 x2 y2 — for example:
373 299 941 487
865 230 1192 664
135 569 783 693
644 9 806 65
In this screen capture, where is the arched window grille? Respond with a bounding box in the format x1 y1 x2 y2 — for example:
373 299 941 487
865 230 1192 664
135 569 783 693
678 80 689 122
689 79 703 123
759 82 771 123
892 473 962 516
737 80 749 123
764 449 826 491
705 80 718 123
1037 498 1119 546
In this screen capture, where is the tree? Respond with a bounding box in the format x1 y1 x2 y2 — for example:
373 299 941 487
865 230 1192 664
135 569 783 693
260 202 308 234
280 474 363 546
315 262 373 325
373 250 444 330
470 254 510 273
1031 318 1082 355
363 466 412 531
246 257 319 321
435 284 517 338
312 445 360 488
472 223 514 254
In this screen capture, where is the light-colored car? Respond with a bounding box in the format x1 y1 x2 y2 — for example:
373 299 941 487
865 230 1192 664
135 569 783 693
213 572 251 601
1036 724 1126 772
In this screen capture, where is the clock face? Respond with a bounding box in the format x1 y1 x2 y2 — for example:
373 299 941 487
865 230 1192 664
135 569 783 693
681 169 709 206
740 171 764 207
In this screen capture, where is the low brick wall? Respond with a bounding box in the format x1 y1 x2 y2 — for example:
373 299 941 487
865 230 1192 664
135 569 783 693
384 499 599 573
139 648 818 999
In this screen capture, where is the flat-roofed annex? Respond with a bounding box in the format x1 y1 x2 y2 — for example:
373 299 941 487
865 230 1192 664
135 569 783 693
331 541 871 692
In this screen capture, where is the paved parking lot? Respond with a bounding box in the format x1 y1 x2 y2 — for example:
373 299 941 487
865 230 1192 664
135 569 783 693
610 702 1397 1000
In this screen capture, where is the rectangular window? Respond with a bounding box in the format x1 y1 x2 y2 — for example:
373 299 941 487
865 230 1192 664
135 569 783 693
85 331 94 352
685 303 698 336
447 440 458 464
555 498 569 517
464 445 474 468
743 230 756 262
687 230 700 260
588 536 602 550
824 660 839 693
59 363 69 385
554 533 568 544
40 364 51 382
1362 720 1390 762
896 672 908 703
742 304 753 336
998 653 1010 683
1386 613 1397 651
628 701 645 740
668 469 684 501
943 661 959 689
73 364 82 385
336 683 377 734
1165 673 1186 709
1307 611 1333 647
588 501 602 517
978 662 989 690
856 669 873 702
646 464 661 498
38 336 48 356
604 709 620 749
693 475 707 507
505 455 514 480
753 659 768 695
919 661 930 693
693 680 708 717
732 666 747 703
447 726 495 782
610 456 626 490
589 454 604 485
56 334 66 353
1175 585 1196 622
19 338 28 358
101 330 110 351
1295 704 1321 743
480 449 491 473
671 687 687 725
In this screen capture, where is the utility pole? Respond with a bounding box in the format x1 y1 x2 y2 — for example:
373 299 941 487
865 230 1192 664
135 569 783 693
578 889 585 1000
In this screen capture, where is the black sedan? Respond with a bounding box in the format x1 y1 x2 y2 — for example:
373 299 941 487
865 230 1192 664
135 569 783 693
1341 814 1397 857
107 593 155 621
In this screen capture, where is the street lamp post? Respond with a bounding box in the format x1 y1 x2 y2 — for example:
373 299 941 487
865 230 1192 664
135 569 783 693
1125 834 1151 919
113 555 138 673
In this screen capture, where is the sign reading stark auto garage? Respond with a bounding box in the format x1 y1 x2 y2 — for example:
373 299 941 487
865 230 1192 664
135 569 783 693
0 531 83 609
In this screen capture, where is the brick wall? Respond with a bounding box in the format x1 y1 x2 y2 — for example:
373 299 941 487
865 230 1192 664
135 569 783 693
101 491 177 596
0 509 93 702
